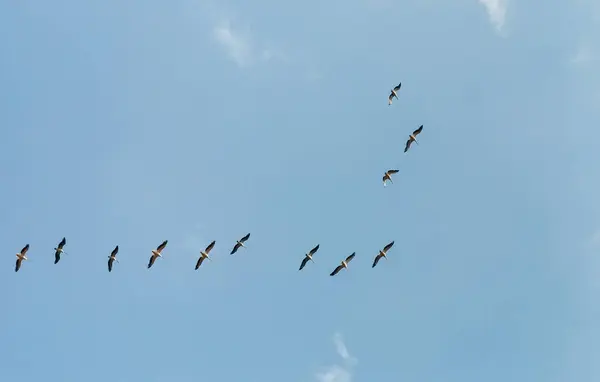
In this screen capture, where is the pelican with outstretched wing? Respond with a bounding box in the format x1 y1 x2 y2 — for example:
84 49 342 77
148 240 168 269
388 83 402 105
15 244 30 272
330 252 356 276
54 237 67 264
108 245 119 272
404 125 423 153
230 233 250 255
195 240 216 270
299 244 320 271
382 169 399 187
372 241 395 268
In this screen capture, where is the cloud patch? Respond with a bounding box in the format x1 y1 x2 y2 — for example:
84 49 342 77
478 0 508 33
315 332 357 382
212 21 285 68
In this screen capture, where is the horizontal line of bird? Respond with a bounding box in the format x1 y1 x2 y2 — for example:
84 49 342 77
13 236 396 276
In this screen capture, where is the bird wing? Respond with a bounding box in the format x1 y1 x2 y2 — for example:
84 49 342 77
15 258 22 272
388 92 394 105
394 83 402 92
404 139 412 153
412 125 423 136
205 240 216 254
240 233 251 243
309 244 320 256
108 258 113 272
195 256 205 270
156 240 168 253
388 169 399 174
58 237 66 249
54 251 61 264
111 245 119 257
330 265 343 276
230 242 241 255
21 244 30 255
382 173 390 182
299 256 310 271
383 241 395 253
147 254 157 269
345 252 356 263
372 254 383 268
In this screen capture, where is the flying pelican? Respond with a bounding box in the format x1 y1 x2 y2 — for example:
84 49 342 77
372 241 395 268
404 125 423 153
147 240 168 269
195 240 216 270
299 244 320 271
54 237 67 264
108 245 119 272
15 244 30 272
382 169 399 187
230 233 250 255
330 252 356 276
388 83 402 105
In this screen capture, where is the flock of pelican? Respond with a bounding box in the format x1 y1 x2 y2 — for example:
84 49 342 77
12 82 423 276
12 235 396 276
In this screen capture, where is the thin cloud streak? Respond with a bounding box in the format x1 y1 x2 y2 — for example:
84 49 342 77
213 21 253 67
316 332 356 382
212 21 287 68
478 0 507 33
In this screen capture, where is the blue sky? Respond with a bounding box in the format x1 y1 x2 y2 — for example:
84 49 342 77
1 0 600 381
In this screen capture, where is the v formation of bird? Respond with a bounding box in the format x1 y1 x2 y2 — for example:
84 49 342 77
12 82 421 275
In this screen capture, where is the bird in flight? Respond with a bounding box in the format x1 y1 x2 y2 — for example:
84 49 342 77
372 241 395 268
330 252 356 276
404 125 423 153
15 244 30 272
108 245 119 272
54 237 67 264
299 244 320 271
195 240 216 270
148 240 168 269
388 83 402 105
230 233 250 255
382 169 399 187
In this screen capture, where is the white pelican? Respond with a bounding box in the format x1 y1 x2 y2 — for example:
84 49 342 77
230 233 250 255
330 252 356 276
15 244 30 272
404 125 423 153
388 83 402 105
54 237 67 264
108 245 119 272
372 241 395 268
195 240 216 270
299 244 320 271
147 240 168 269
382 169 399 187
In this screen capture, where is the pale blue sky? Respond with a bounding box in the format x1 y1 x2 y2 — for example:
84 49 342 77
2 1 600 381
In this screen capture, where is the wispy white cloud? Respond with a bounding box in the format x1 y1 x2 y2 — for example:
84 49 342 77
478 0 508 33
315 332 356 382
212 20 286 68
570 43 597 66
